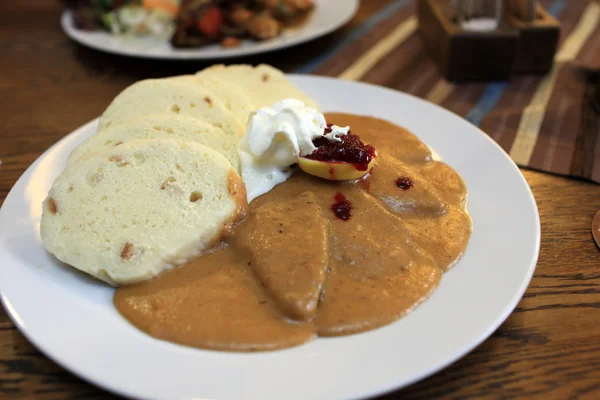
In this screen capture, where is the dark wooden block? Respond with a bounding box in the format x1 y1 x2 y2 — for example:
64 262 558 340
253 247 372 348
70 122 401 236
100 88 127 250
418 0 519 82
507 4 560 74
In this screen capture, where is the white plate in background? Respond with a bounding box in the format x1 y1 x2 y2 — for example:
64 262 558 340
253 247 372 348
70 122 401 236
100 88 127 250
61 0 359 59
0 76 540 400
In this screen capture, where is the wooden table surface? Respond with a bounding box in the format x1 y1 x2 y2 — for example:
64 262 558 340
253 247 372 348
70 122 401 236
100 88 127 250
1 1 600 399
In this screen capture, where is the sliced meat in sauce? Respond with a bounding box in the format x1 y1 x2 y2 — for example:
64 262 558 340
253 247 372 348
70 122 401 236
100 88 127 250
232 192 329 321
402 206 472 271
115 113 472 351
316 190 442 336
419 160 468 208
363 155 448 216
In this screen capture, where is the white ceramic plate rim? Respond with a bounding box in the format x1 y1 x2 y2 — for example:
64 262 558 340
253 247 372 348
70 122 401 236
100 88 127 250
0 75 540 400
60 0 359 59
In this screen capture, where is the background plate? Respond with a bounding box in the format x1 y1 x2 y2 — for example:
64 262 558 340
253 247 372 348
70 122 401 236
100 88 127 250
60 0 359 59
0 76 540 400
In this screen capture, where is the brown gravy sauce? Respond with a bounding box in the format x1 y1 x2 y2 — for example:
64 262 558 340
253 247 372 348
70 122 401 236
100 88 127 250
114 113 472 351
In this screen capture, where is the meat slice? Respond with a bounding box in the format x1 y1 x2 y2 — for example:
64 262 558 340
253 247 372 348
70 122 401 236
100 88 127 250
363 155 448 216
232 192 329 321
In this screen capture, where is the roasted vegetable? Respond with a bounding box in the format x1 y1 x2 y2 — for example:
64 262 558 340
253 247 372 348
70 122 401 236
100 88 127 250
248 13 280 40
195 6 223 37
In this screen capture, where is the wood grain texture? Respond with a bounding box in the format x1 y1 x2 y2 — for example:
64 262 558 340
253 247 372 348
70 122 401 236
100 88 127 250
1 1 600 399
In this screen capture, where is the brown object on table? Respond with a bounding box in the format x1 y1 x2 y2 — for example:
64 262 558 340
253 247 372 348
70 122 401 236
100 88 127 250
507 0 537 22
2 0 600 398
418 0 518 82
506 2 560 74
593 210 600 248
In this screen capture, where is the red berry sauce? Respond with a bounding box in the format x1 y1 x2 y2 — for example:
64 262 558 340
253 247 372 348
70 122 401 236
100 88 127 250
331 192 352 221
304 125 376 171
395 177 413 190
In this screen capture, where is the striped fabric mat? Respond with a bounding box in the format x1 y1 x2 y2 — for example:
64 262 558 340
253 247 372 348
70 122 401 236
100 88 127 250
297 0 600 183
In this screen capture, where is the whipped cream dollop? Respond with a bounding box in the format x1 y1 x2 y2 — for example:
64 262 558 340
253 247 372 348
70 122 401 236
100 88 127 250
238 99 348 203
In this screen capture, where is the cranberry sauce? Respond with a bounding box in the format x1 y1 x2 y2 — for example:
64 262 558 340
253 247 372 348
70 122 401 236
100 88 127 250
304 125 376 171
331 192 352 221
395 177 413 190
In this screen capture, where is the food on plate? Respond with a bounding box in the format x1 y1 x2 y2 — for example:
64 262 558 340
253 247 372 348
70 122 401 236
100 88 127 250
232 191 328 321
70 0 180 40
196 64 319 110
238 98 327 202
67 114 241 171
171 0 315 48
43 64 312 285
68 0 315 49
298 124 378 180
114 112 471 350
96 78 245 136
41 64 472 351
237 98 376 202
164 75 254 127
41 139 246 286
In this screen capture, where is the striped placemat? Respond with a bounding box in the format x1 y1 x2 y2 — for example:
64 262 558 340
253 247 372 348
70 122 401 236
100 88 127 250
297 0 600 183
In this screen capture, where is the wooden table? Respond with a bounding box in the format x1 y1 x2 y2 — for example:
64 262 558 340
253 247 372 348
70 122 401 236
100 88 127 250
1 1 599 398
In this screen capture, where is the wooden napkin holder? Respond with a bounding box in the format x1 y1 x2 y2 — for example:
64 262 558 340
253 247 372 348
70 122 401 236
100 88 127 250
506 3 560 74
418 0 518 82
417 0 560 82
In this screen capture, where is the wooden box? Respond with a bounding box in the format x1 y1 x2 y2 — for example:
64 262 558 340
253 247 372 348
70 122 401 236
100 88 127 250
418 0 519 82
506 4 560 74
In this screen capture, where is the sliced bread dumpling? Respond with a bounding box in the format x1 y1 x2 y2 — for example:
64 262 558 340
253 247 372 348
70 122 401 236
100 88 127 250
40 139 248 286
97 79 243 137
195 64 319 110
67 114 241 172
166 75 254 127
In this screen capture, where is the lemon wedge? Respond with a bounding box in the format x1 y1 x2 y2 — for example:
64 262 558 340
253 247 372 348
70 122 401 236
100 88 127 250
298 153 377 181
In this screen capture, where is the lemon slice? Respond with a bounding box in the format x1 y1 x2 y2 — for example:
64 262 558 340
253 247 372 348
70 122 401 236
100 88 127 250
298 153 377 181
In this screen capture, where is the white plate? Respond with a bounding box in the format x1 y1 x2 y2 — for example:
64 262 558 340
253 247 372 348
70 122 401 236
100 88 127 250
0 76 540 400
60 0 358 59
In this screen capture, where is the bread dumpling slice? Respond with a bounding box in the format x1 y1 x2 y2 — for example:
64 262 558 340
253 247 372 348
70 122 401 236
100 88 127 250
166 75 254 127
195 64 319 110
67 114 241 172
40 139 247 286
97 79 243 137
